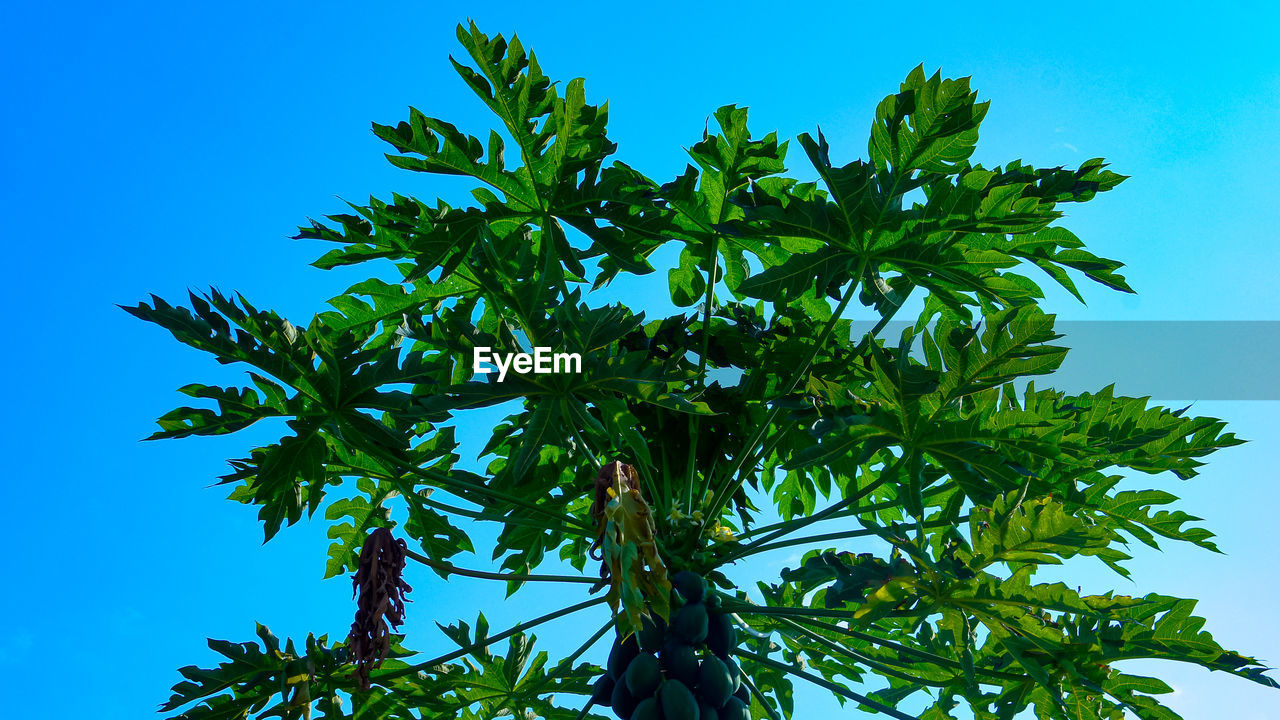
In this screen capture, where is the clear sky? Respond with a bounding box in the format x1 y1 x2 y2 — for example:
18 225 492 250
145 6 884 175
3 1 1279 718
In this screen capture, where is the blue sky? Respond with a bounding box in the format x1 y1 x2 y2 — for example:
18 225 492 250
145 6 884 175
3 1 1279 718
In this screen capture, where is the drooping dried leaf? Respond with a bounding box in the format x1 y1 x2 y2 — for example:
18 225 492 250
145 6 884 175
591 461 672 635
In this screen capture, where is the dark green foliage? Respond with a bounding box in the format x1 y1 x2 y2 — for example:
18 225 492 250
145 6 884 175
139 21 1275 720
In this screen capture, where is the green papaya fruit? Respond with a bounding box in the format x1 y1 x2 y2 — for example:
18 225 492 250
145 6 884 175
638 613 667 654
696 657 733 707
608 633 641 680
671 571 706 603
672 602 709 644
632 697 661 720
661 640 700 685
611 678 638 719
732 681 749 703
706 612 737 659
625 652 662 698
704 592 722 612
698 699 720 720
724 658 742 694
720 696 749 720
591 674 615 707
660 678 699 720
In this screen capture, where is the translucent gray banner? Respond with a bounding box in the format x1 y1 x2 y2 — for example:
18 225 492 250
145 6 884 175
847 321 1279 401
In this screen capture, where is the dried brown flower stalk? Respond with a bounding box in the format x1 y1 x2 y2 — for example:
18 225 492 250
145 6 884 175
346 526 412 689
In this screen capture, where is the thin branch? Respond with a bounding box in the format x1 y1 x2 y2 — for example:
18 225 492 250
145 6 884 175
770 615 947 688
733 648 920 720
377 474 577 539
723 472 891 563
565 400 663 516
570 422 603 472
331 418 591 535
687 234 721 514
735 514 969 560
335 460 588 541
724 277 915 515
376 448 594 535
523 616 617 699
705 261 869 521
737 485 952 541
348 442 574 531
415 493 561 534
725 602 909 622
738 670 781 720
403 549 598 585
793 617 1026 683
371 596 609 684
573 698 598 720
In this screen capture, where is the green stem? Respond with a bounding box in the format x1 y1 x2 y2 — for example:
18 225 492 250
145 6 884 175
723 471 890 563
543 215 574 302
524 616 617 699
796 617 1026 683
571 423 603 472
657 412 673 517
733 648 919 720
738 671 781 720
737 528 876 557
725 602 885 621
348 438 589 535
736 486 951 541
415 494 548 532
705 262 868 521
736 515 968 560
634 460 663 519
573 698 598 720
683 435 699 517
389 473 588 558
771 616 947 688
371 597 608 684
403 549 598 585
397 454 594 534
736 504 863 541
687 235 721 514
471 242 541 349
851 284 913 357
340 463 582 537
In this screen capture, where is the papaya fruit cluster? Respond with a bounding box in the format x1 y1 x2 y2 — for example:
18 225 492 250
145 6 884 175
591 571 750 720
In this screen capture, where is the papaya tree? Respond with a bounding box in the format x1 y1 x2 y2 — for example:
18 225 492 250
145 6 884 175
129 22 1277 720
